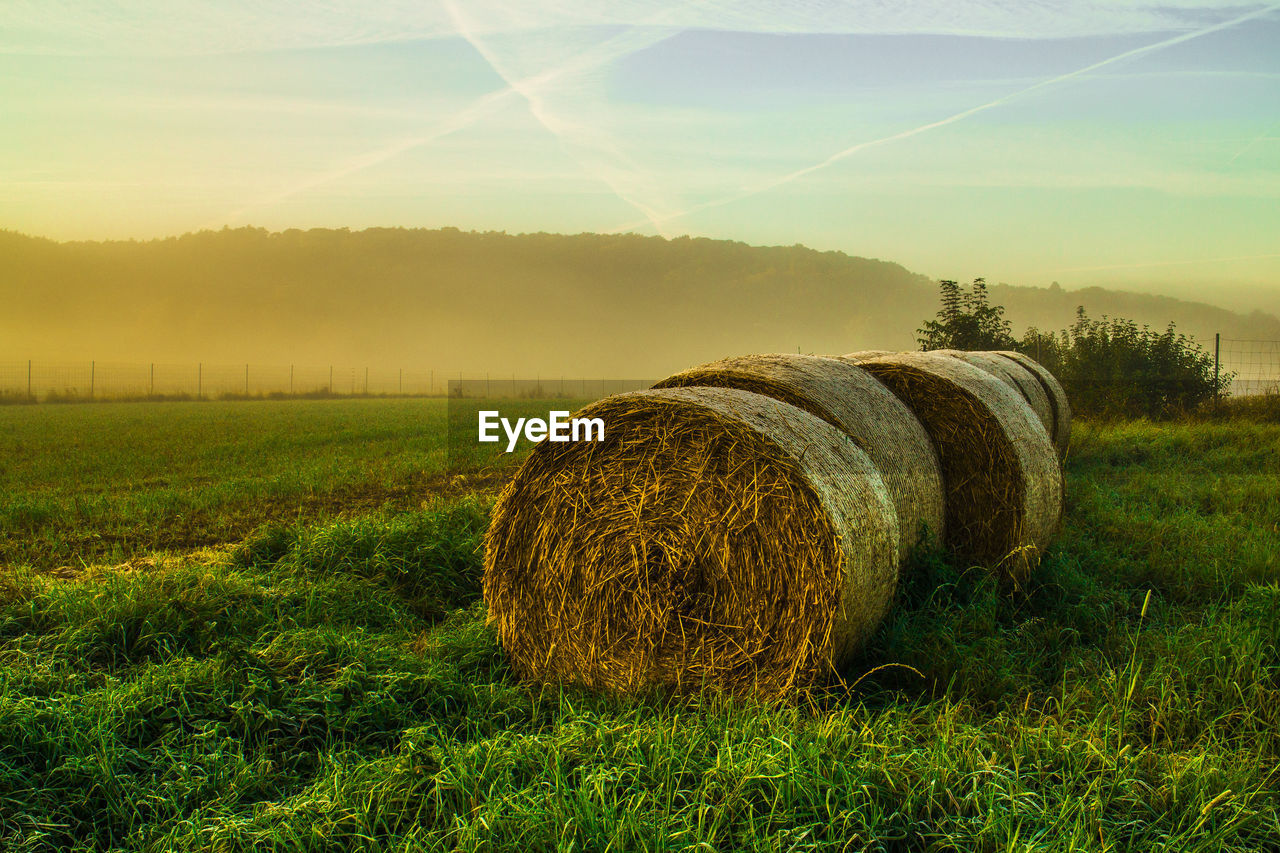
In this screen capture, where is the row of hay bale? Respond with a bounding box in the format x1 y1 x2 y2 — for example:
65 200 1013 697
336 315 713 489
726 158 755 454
484 350 1070 699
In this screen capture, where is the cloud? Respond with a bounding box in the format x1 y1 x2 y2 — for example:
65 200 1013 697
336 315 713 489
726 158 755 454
3 1 1270 57
607 1 1280 232
440 0 685 233
213 12 679 225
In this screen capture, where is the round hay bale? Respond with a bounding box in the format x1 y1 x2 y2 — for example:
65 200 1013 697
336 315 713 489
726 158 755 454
483 386 899 699
653 353 944 559
844 349 892 360
929 350 1055 438
854 352 1062 579
993 351 1071 457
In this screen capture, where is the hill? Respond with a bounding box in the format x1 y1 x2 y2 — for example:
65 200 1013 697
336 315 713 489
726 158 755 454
2 227 1276 377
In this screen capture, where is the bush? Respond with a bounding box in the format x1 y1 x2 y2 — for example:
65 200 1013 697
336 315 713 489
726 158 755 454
916 279 1230 419
1020 309 1230 419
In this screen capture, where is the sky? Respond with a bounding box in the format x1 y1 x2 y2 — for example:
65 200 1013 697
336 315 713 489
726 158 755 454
2 1 1278 305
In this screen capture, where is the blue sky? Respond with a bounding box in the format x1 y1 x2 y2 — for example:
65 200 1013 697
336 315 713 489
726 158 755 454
2 1 1277 305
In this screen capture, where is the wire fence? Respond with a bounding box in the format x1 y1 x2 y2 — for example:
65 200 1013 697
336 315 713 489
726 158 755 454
0 361 666 404
1 337 1277 403
1220 338 1280 396
0 361 454 403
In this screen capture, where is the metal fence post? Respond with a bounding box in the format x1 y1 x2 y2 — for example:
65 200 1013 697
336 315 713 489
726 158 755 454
27 359 31 399
290 365 294 395
150 363 154 397
1214 333 1221 412
90 360 95 400
245 364 249 396
365 366 369 395
198 363 202 398
329 365 333 394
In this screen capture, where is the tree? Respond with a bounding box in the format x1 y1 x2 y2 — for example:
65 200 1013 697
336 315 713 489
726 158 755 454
916 278 1016 351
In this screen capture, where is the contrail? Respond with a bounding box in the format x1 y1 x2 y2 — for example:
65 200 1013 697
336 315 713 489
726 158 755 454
1226 120 1279 166
1053 252 1280 273
214 13 677 228
216 87 519 226
611 1 1280 234
441 0 680 234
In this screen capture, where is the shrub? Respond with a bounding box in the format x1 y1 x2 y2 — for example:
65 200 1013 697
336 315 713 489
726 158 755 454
916 279 1230 419
1020 308 1229 419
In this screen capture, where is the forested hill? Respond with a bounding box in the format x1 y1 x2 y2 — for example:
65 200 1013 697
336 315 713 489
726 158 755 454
3 227 1276 377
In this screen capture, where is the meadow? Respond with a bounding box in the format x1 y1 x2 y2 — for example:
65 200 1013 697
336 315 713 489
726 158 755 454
0 399 1278 851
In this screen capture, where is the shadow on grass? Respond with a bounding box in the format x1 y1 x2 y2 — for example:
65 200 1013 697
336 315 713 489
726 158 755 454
839 541 1129 711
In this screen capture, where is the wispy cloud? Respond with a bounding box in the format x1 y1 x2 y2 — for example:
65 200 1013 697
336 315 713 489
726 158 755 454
439 0 683 234
3 1 1264 56
1052 252 1280 272
608 1 1280 233
1226 120 1279 166
213 17 679 227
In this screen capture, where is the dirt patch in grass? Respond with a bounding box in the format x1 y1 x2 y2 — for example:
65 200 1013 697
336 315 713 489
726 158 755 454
11 466 513 574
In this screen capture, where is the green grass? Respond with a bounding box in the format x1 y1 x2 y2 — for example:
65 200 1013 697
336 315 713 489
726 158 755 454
1 409 1278 851
0 399 448 570
0 397 577 571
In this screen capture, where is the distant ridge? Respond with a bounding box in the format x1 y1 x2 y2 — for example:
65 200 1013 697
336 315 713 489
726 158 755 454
2 227 1276 376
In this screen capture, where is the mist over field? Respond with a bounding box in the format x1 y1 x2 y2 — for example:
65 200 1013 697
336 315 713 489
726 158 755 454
4 226 1277 378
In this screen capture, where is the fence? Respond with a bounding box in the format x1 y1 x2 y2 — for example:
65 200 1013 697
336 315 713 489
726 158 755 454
2 337 1278 403
0 361 666 404
1219 337 1280 396
0 361 453 402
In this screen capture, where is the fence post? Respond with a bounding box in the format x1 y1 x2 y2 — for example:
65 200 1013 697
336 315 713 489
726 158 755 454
365 367 369 395
1214 333 1221 412
245 364 249 396
290 365 294 396
198 363 202 398
27 359 31 400
90 360 95 400
150 363 154 397
399 368 402 395
329 365 333 394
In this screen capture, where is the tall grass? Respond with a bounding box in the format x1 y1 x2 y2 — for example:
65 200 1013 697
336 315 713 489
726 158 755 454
1 418 1277 850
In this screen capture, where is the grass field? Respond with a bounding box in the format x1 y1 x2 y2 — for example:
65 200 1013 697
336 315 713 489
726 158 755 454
1 400 1278 851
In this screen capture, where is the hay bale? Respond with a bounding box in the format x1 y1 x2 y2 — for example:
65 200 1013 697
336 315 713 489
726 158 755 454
653 353 944 559
993 351 1071 457
853 352 1062 578
844 349 891 360
484 386 899 699
929 350 1055 438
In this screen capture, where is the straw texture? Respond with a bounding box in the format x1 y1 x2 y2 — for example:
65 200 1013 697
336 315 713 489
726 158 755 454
852 352 1062 580
483 386 899 699
994 351 1072 457
929 350 1055 438
653 353 944 559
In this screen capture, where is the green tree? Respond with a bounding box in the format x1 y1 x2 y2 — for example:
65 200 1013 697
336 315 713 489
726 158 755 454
916 278 1017 351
